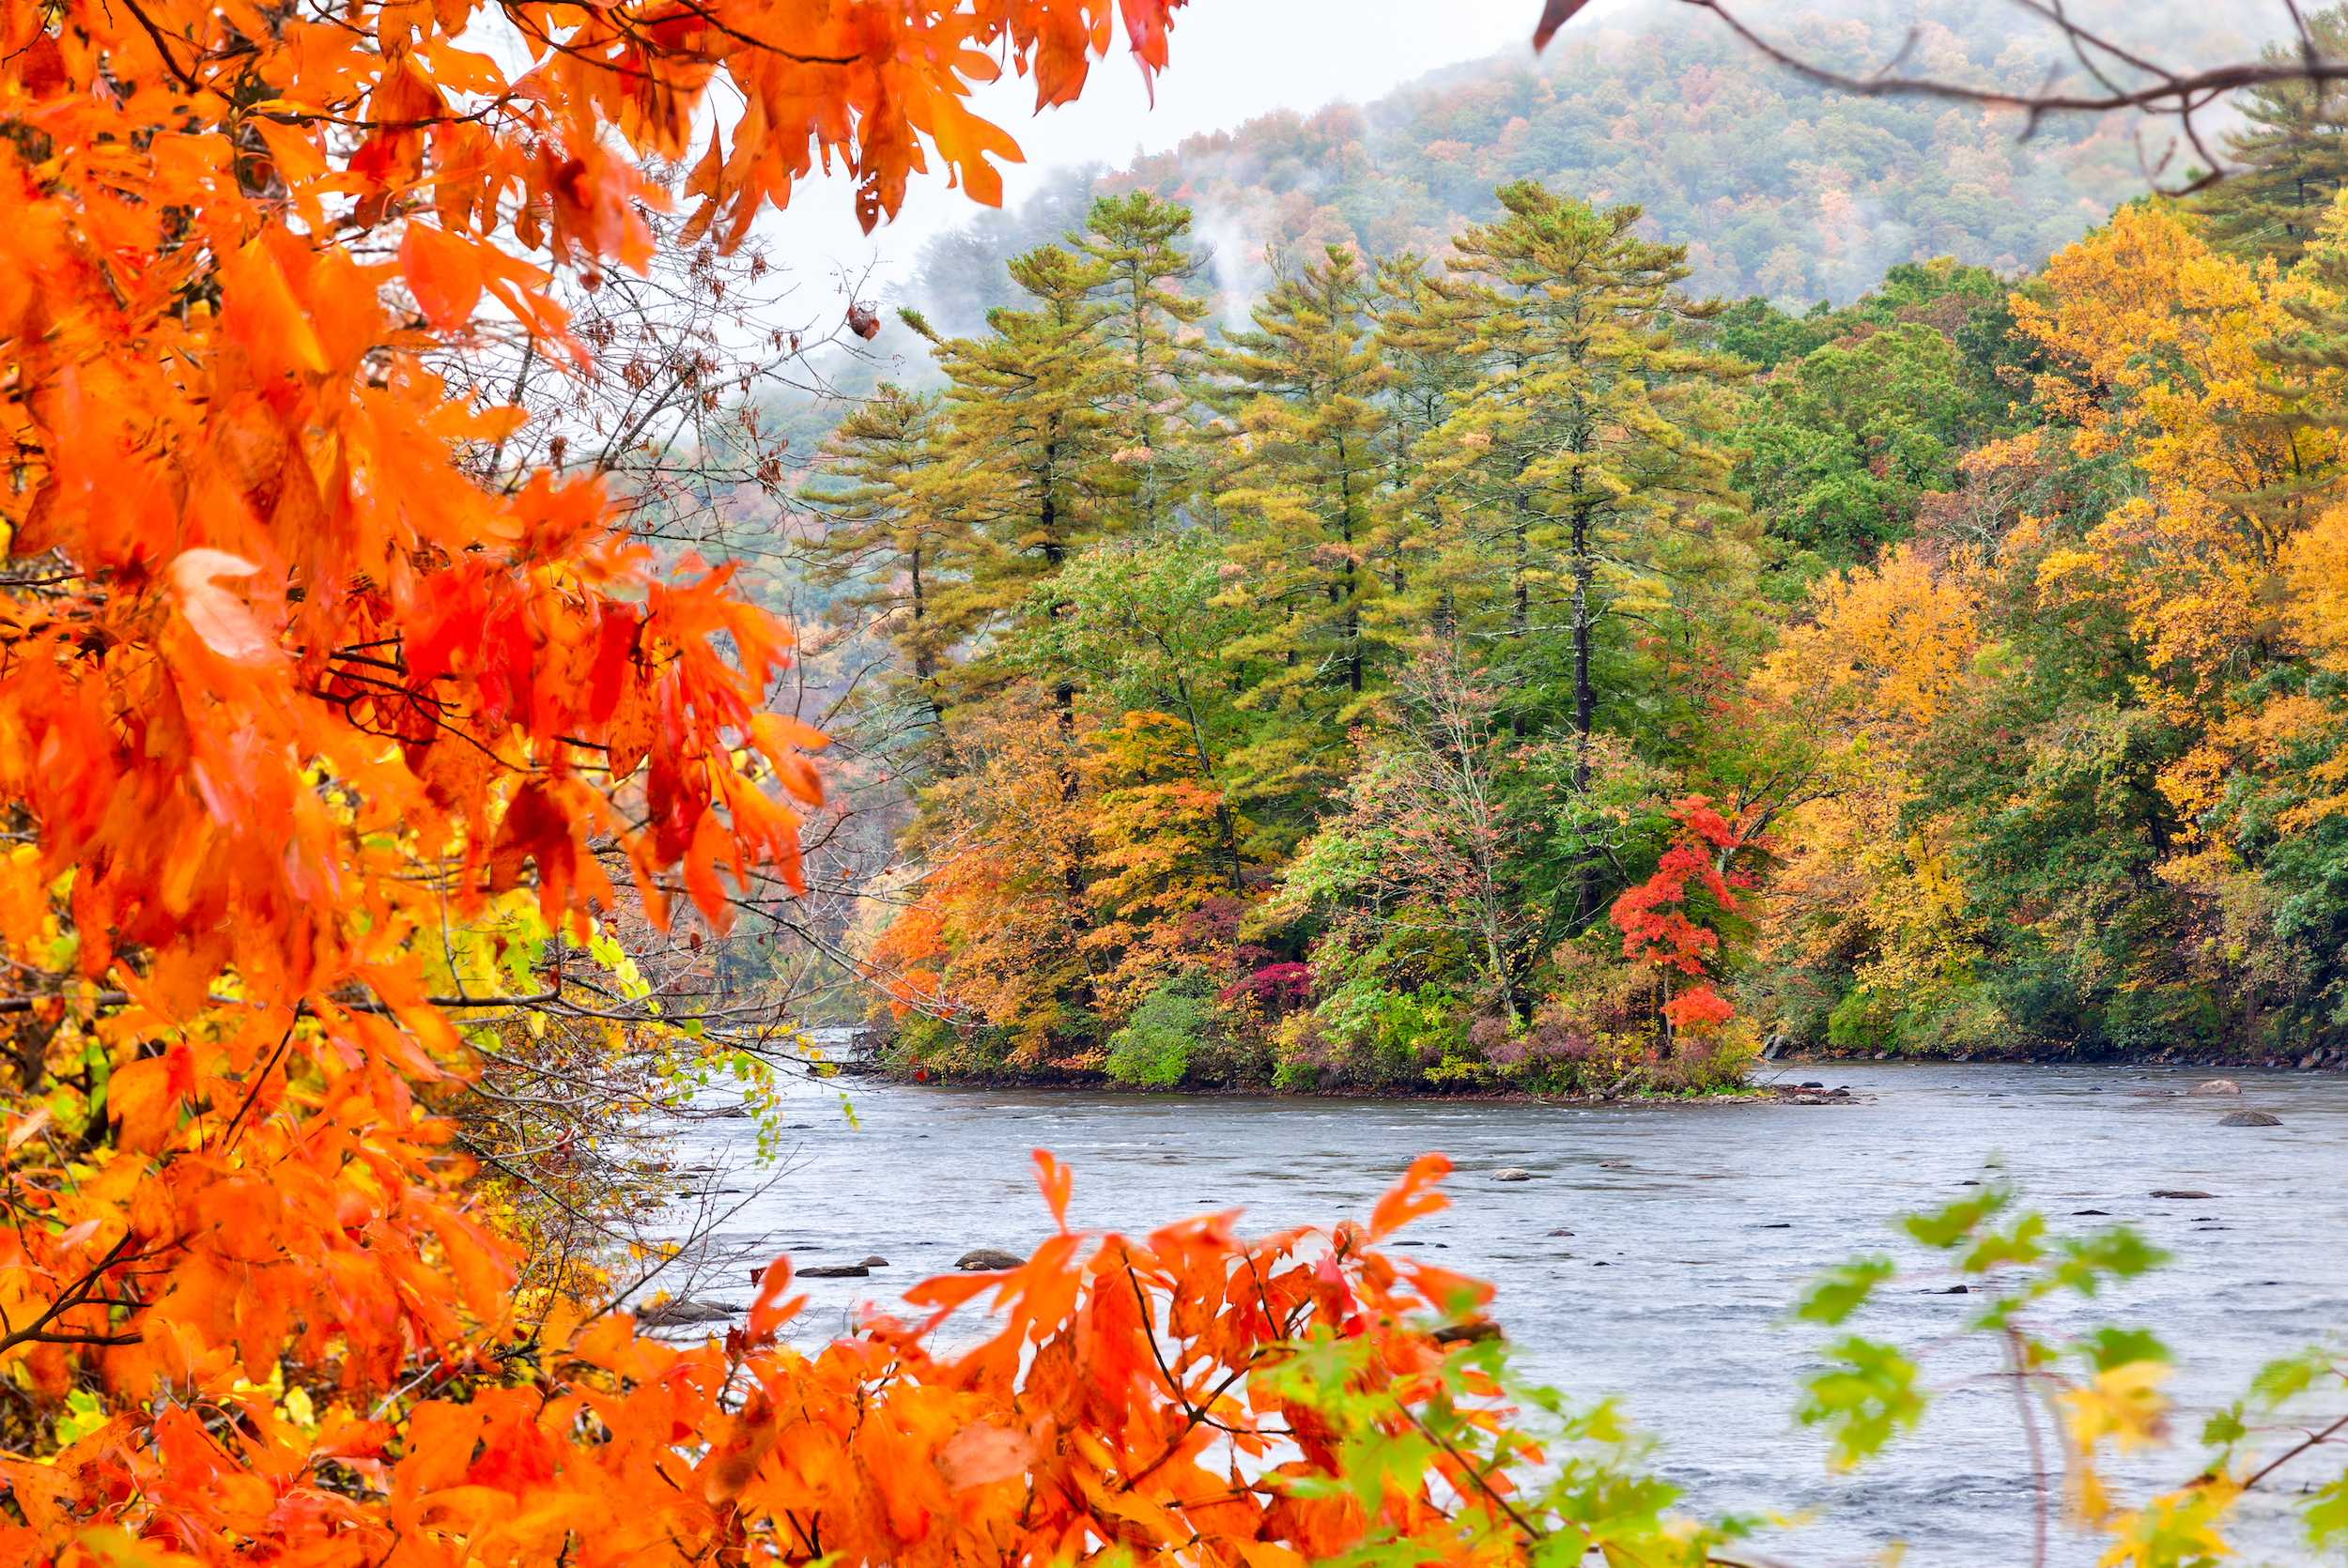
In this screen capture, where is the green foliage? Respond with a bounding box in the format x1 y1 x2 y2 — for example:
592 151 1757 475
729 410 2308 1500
2188 6 2348 268
2082 1327 2173 1373
1790 1255 1896 1326
1105 971 1222 1086
1734 322 1983 564
1784 1177 2348 1565
1797 1335 1928 1468
1259 1302 1705 1568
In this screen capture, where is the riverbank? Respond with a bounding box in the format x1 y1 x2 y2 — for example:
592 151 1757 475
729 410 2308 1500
844 1021 2348 1096
838 1073 1831 1105
828 1040 2348 1098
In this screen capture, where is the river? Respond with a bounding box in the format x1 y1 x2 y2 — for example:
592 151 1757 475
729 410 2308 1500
647 1060 2348 1567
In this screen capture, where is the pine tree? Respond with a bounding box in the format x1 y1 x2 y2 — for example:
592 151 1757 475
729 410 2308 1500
2242 203 2348 537
1403 181 1745 922
1372 253 1485 638
2192 7 2348 268
804 384 984 739
919 245 1128 711
1206 245 1397 812
1073 191 1213 530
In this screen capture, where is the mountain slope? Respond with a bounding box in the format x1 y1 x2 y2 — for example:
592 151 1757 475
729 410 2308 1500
901 0 2266 324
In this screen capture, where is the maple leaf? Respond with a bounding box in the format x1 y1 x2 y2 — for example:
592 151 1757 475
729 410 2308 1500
165 551 277 667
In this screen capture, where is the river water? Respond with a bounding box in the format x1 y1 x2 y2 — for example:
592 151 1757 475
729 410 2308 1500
649 1061 2348 1567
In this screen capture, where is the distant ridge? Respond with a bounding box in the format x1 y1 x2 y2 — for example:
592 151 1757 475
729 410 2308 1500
900 0 2271 329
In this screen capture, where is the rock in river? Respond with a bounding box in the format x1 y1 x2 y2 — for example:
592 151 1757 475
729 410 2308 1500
957 1248 1027 1271
2189 1080 2240 1096
797 1264 871 1278
637 1299 737 1326
1492 1168 1535 1181
2219 1111 2281 1127
2150 1189 2216 1199
860 1255 890 1267
1430 1322 1505 1345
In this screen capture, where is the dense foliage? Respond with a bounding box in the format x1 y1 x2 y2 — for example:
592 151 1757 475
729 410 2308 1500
833 127 2348 1082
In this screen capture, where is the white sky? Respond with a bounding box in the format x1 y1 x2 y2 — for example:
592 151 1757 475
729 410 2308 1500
747 0 2294 302
759 0 1617 290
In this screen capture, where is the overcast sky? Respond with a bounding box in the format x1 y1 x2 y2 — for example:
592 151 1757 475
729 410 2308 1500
749 0 2292 306
760 0 1604 291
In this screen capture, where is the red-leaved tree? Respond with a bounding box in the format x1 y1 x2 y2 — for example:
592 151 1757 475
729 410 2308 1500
1610 796 1759 1031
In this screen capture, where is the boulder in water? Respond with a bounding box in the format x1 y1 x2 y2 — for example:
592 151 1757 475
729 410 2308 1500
1492 1168 1535 1181
2188 1080 2240 1096
797 1264 871 1278
956 1247 1027 1271
637 1299 738 1326
1430 1321 1505 1345
2150 1189 2215 1199
2219 1111 2281 1127
860 1255 890 1267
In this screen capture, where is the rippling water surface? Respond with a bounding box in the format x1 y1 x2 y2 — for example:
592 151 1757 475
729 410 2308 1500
652 1062 2348 1566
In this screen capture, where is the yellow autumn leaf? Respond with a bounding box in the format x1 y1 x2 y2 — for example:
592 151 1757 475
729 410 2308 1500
2063 1360 2173 1456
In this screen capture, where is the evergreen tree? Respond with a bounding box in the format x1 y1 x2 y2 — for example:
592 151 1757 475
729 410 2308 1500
918 245 1128 710
2243 205 2348 536
2193 7 2348 267
1206 245 1397 815
804 383 981 736
1372 252 1484 633
1072 191 1213 530
1401 182 1745 921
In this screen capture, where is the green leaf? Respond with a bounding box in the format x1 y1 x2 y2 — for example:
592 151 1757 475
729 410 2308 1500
2250 1346 2335 1407
1958 1211 2047 1274
1796 1335 1927 1468
2080 1326 2170 1373
1791 1254 1894 1325
1899 1185 2011 1249
2051 1226 2170 1293
2200 1404 2247 1447
2309 1476 2348 1550
54 1387 107 1447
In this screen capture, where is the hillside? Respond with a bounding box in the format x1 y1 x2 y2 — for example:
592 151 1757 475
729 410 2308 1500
892 0 2271 328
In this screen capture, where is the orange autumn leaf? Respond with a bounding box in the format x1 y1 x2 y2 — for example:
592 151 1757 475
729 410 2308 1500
1369 1152 1453 1238
1034 1146 1075 1231
400 221 487 331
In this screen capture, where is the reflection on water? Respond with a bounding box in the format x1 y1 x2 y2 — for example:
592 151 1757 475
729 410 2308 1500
653 1062 2348 1566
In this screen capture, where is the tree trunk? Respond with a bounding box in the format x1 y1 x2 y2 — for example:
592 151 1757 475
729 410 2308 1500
1571 503 1595 928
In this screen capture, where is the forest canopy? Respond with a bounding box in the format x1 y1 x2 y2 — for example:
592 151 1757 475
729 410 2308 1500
819 162 2348 1089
